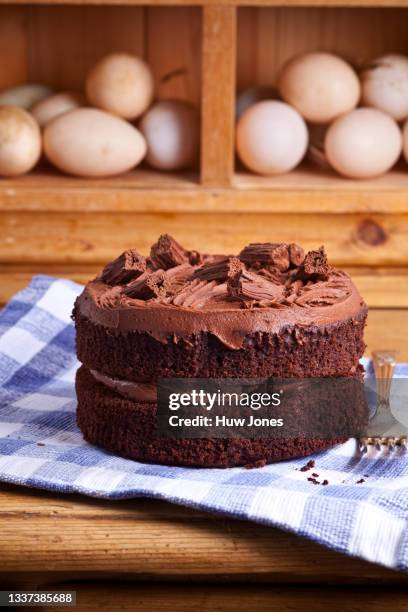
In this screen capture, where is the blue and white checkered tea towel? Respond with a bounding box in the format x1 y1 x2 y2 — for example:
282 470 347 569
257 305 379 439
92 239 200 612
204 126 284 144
1 275 408 571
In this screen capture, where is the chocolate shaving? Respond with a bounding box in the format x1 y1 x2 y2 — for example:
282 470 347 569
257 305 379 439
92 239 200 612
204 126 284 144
97 285 123 308
288 243 305 267
123 270 169 300
228 269 284 306
163 263 195 296
239 243 290 272
100 249 146 285
150 234 189 270
258 267 287 285
297 246 330 281
194 256 243 282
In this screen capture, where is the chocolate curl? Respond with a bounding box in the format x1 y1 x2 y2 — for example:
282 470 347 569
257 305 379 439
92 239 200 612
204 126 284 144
123 270 169 300
101 249 146 285
239 243 290 272
97 286 124 308
298 246 330 281
193 256 243 282
288 243 305 268
164 263 195 294
150 234 190 270
228 269 284 306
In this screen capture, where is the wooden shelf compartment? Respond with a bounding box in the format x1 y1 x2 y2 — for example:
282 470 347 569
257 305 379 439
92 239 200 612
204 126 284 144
1 5 408 206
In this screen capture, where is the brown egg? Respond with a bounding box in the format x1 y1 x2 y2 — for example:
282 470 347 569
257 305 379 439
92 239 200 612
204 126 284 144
86 53 154 120
31 92 86 128
139 100 200 171
0 106 41 176
278 52 360 124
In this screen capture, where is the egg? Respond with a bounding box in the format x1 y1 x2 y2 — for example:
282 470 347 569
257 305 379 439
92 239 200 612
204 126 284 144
0 84 52 109
31 92 86 128
325 108 402 179
360 54 408 122
278 52 360 124
139 100 199 171
86 53 154 120
43 108 147 177
236 100 308 175
0 106 41 176
236 86 277 119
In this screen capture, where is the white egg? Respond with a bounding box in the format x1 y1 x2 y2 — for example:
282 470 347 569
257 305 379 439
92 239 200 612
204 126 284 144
325 108 402 179
86 53 154 120
361 54 408 122
0 106 41 176
43 108 147 177
236 100 308 175
139 100 199 171
278 52 360 124
0 84 52 109
31 92 86 128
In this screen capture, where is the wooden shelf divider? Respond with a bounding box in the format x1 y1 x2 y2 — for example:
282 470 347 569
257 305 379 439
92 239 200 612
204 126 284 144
201 5 236 186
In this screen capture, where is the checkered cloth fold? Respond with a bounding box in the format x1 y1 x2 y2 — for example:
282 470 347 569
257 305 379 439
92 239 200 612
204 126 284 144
0 275 408 571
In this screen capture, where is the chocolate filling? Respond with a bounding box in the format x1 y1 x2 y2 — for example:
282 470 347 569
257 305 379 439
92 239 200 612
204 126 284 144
90 370 157 402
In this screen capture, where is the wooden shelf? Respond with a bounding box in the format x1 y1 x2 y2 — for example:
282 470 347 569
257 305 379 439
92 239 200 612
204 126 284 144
1 165 408 213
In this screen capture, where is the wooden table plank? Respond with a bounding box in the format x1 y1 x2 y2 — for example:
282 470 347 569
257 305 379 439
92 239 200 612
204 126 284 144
0 485 406 585
1 211 408 266
41 584 408 612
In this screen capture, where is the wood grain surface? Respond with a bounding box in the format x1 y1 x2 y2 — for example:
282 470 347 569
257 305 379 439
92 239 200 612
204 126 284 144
0 210 407 267
201 5 236 186
3 166 408 213
41 584 408 612
237 6 408 90
0 484 406 585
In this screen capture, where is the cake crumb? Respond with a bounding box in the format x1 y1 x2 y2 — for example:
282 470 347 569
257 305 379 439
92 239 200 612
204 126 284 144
356 478 365 484
307 477 319 485
322 479 329 486
299 459 315 472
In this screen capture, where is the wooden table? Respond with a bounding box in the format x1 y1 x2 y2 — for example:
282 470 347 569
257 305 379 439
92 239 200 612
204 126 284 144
0 483 408 612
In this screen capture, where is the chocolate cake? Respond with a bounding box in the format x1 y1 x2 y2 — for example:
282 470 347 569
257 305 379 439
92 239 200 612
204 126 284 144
73 235 367 468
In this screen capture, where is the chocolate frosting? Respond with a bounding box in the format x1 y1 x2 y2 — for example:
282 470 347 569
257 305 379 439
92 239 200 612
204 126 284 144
75 236 367 350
